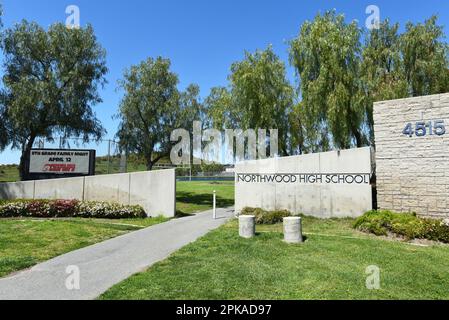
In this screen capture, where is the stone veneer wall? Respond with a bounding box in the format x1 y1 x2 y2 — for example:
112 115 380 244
374 93 449 219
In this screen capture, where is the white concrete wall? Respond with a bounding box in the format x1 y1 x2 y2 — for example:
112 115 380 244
34 177 85 200
84 173 130 204
0 181 35 199
0 169 176 217
235 147 373 218
129 170 176 217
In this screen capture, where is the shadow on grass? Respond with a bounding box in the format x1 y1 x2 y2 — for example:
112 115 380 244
176 191 234 209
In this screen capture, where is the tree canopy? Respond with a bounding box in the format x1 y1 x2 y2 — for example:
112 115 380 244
290 11 449 152
361 16 449 144
289 11 366 152
116 57 201 170
206 46 294 156
2 9 449 175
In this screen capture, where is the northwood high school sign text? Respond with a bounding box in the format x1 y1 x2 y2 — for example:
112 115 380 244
236 173 371 184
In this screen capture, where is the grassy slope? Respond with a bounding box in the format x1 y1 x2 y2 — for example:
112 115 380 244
0 165 20 183
0 217 167 278
100 217 449 300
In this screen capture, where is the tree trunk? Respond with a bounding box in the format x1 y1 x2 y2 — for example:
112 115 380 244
146 153 153 171
354 130 363 148
281 144 289 157
19 136 36 181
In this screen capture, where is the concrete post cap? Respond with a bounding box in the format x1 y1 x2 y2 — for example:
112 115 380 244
239 215 255 219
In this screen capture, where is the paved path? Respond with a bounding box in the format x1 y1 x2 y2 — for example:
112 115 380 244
0 208 234 300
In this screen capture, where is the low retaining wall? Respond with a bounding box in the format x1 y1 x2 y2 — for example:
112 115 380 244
0 169 176 218
235 147 373 218
0 180 35 199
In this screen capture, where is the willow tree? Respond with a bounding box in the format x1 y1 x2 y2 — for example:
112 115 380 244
361 16 449 144
289 11 367 152
400 16 449 97
0 100 8 151
116 57 202 170
1 21 107 180
206 46 294 156
361 20 407 144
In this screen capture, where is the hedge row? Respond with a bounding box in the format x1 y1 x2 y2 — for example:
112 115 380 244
241 207 292 225
354 210 449 243
0 199 146 219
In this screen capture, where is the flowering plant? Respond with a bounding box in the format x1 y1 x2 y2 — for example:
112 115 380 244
0 199 146 219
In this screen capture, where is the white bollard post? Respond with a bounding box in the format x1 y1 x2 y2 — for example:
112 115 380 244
239 215 255 238
283 217 303 244
213 190 217 219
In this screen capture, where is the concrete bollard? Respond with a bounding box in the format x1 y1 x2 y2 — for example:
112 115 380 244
283 217 303 243
239 215 256 238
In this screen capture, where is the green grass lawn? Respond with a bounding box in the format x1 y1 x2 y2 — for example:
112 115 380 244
0 180 231 278
0 216 168 278
176 181 234 215
100 217 449 300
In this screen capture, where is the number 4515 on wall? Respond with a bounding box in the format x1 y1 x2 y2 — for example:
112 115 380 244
403 120 446 137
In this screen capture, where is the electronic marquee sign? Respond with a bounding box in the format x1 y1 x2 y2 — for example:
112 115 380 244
27 149 96 180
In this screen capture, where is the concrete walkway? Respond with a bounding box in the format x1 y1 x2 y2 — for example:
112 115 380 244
0 208 234 300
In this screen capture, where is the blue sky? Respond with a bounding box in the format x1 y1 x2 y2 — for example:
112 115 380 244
1 0 449 164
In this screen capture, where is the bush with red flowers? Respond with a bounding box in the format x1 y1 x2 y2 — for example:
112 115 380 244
0 199 146 219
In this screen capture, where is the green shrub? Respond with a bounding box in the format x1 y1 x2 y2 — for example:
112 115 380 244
354 210 449 243
421 219 449 243
240 207 258 215
0 199 146 219
353 210 394 236
241 207 292 225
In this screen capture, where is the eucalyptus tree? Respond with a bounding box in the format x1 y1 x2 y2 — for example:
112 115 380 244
1 21 108 180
